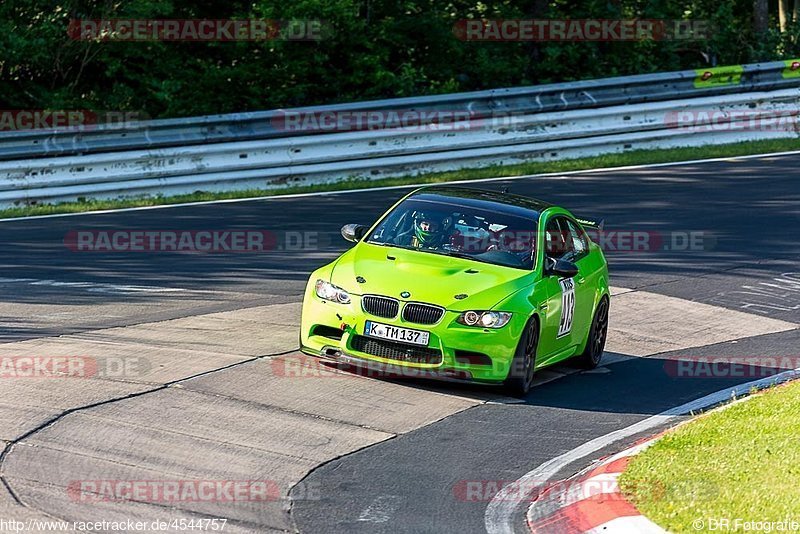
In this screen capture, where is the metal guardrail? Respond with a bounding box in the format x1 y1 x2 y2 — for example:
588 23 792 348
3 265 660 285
1 60 799 207
1 59 798 161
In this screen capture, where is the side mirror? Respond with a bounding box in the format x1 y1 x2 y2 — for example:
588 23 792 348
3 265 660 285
545 257 579 278
341 224 367 243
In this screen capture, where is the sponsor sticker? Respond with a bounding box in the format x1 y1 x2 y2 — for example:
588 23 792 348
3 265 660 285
693 65 743 89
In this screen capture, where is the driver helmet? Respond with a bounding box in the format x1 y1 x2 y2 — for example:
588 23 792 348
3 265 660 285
413 211 449 246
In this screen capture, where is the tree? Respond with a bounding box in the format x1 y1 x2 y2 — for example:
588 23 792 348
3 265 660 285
754 0 769 34
0 0 795 119
780 0 790 32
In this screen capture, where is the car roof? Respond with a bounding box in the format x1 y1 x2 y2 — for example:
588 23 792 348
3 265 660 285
410 185 553 219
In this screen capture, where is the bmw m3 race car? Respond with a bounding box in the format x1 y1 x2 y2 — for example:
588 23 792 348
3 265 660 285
300 186 610 395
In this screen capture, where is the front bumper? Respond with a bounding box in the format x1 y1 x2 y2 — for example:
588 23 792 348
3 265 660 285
300 291 524 384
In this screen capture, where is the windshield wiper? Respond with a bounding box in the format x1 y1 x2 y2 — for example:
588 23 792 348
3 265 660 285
367 241 413 251
440 250 477 260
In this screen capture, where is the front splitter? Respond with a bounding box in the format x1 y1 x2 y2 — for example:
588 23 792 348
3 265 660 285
301 344 503 386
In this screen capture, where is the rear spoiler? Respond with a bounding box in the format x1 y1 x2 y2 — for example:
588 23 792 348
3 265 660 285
575 217 604 231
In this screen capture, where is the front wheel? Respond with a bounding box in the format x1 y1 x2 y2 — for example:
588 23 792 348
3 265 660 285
575 296 609 369
504 317 539 397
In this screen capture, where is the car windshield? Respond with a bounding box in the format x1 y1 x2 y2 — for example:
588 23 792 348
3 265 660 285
366 197 537 270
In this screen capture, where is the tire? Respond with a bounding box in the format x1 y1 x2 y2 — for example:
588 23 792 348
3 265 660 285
504 316 539 397
575 296 609 370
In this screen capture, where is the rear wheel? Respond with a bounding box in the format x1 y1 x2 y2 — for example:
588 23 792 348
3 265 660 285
575 296 609 369
504 317 539 397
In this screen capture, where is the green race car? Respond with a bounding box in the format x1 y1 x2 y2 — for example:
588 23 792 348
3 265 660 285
300 186 610 395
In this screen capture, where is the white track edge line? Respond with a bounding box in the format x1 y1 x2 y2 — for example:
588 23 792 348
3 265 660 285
484 366 800 534
2 149 800 223
586 516 666 534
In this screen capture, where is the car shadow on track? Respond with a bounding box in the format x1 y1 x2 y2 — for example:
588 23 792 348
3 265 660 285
318 327 800 417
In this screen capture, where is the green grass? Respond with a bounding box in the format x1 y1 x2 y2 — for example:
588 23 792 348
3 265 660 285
619 380 800 533
4 137 800 219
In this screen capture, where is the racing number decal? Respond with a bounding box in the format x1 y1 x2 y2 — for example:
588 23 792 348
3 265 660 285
557 278 575 338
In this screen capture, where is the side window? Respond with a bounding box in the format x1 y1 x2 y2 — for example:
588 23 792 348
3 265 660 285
545 217 574 259
565 219 589 260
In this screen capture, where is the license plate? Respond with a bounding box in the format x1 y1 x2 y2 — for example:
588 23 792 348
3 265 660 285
364 321 430 346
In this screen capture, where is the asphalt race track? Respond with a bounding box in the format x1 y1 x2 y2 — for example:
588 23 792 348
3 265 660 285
1 153 798 533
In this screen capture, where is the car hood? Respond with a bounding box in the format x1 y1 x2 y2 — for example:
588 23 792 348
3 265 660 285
329 243 533 310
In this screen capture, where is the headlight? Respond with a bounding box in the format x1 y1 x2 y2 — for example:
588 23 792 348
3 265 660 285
315 279 351 304
457 310 512 328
